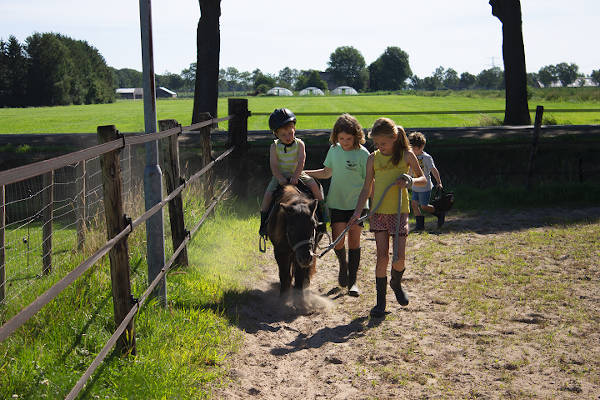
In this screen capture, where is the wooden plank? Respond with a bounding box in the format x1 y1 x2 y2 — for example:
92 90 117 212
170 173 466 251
526 106 544 189
0 140 122 187
98 125 136 354
42 171 53 275
0 185 5 303
159 119 188 267
76 162 86 251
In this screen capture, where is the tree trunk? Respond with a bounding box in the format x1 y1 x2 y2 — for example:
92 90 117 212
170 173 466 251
490 0 531 125
192 0 221 124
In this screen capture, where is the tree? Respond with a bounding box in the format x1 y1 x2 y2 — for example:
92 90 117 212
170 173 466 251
327 46 368 90
25 33 74 106
1 36 27 106
295 70 327 91
443 68 460 90
490 0 531 125
554 62 579 87
277 67 299 89
591 69 600 85
180 62 196 91
368 46 412 91
477 67 504 89
253 71 276 92
459 72 477 89
193 0 221 124
526 72 541 88
537 65 557 87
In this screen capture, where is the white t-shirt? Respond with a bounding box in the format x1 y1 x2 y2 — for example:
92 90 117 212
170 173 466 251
413 151 435 192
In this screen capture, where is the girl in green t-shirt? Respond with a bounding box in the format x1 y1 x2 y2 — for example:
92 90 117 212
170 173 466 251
305 114 369 297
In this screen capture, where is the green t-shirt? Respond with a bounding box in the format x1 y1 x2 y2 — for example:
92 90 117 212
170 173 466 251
323 144 370 210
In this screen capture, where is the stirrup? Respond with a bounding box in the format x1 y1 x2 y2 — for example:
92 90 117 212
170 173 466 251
259 234 267 253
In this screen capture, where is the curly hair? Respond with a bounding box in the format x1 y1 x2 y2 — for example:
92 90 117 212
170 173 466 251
330 113 365 148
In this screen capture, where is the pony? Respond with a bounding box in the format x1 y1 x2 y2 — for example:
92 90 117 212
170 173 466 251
267 185 319 295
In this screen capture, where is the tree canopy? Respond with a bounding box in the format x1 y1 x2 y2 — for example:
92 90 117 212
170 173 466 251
327 46 368 90
368 47 412 91
0 33 114 107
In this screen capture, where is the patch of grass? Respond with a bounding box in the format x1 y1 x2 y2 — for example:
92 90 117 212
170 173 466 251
0 191 259 399
1 92 598 134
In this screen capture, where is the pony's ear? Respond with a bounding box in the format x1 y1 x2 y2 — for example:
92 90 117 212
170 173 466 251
309 199 318 217
280 201 293 213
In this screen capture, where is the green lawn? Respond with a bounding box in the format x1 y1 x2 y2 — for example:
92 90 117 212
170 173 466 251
1 94 598 134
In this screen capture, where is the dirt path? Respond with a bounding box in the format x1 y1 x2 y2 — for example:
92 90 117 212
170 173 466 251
212 208 600 399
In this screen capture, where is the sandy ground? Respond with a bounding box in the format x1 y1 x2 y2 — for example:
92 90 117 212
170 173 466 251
212 208 600 399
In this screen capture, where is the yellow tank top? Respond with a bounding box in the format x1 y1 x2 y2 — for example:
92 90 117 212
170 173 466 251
275 138 301 176
372 150 410 214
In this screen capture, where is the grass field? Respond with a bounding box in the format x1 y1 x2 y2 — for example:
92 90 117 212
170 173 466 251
0 92 599 134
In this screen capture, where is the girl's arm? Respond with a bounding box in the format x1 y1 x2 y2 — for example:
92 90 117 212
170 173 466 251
270 144 287 185
290 140 306 185
304 166 332 179
404 150 427 188
349 154 375 225
431 166 443 187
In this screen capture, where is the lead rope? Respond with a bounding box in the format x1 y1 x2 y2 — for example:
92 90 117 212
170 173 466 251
319 174 413 258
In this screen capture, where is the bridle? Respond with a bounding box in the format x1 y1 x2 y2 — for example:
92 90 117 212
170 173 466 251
287 222 317 258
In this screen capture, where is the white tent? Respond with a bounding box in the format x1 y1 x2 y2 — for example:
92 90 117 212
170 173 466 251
266 87 294 96
299 87 325 96
331 86 358 95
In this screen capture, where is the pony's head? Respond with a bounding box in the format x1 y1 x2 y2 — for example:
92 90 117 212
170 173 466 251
279 198 319 268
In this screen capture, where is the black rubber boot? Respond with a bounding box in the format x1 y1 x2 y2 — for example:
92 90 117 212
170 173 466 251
370 277 387 318
390 268 409 306
348 248 361 297
259 211 268 236
414 216 425 232
334 247 348 287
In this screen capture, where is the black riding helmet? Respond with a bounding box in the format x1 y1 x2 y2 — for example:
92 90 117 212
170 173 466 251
268 108 296 132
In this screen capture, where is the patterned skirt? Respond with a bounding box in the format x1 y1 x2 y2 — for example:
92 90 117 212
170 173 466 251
369 213 409 236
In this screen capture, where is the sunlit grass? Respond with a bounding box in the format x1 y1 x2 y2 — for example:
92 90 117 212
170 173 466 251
1 92 598 134
0 186 259 398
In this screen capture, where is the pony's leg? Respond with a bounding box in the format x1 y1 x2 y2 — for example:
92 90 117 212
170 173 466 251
275 247 292 295
293 262 311 293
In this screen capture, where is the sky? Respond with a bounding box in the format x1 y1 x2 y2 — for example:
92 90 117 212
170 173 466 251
1 0 599 78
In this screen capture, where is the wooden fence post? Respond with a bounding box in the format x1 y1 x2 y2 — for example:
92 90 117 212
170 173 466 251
526 105 544 189
76 161 86 251
98 125 136 355
42 171 53 275
1 185 5 303
228 98 250 198
158 119 188 267
197 112 214 201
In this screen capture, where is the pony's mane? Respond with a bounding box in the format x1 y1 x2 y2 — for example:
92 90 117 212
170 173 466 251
270 185 312 243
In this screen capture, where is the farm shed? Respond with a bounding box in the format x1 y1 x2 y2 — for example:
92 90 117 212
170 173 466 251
331 86 358 95
115 88 143 99
157 86 177 98
266 87 293 96
299 87 325 96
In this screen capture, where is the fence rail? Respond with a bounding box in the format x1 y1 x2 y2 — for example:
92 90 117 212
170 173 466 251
0 98 250 399
250 108 600 116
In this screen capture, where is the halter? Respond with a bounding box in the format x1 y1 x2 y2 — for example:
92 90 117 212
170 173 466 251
288 224 317 257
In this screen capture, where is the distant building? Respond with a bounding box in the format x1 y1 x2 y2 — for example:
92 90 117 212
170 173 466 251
157 86 177 98
331 86 358 95
115 86 177 99
266 87 294 96
299 87 325 96
115 88 143 100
